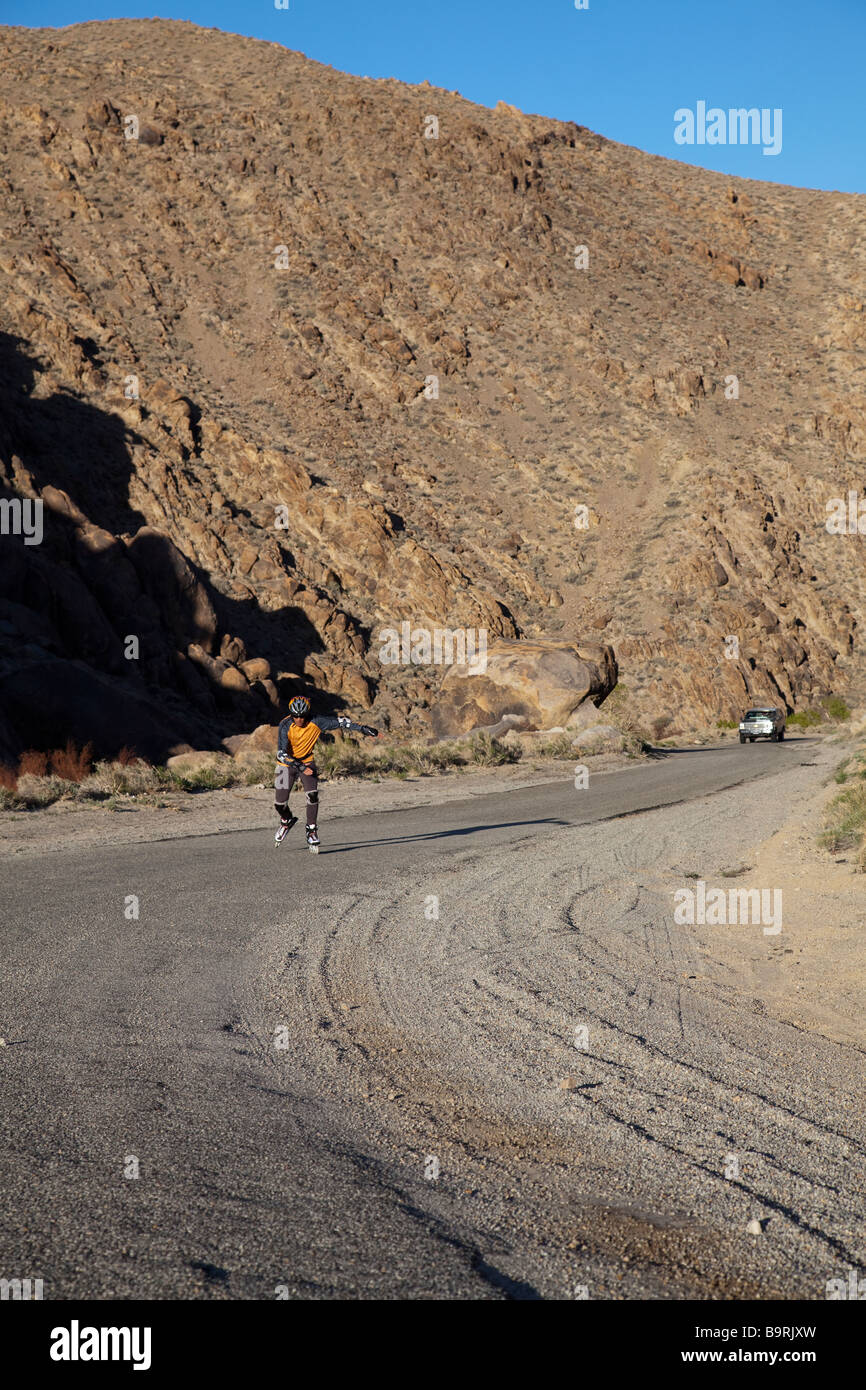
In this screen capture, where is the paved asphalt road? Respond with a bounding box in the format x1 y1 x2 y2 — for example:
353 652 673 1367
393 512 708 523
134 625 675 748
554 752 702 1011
1 736 861 1299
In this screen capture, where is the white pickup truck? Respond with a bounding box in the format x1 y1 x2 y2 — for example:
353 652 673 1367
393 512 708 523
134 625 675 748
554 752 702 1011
738 705 786 743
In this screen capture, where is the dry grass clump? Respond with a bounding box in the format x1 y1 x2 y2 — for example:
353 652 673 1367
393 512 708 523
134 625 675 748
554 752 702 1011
819 753 866 868
597 685 652 754
533 733 575 758
5 741 95 785
315 733 520 780
0 732 526 810
77 759 161 799
164 756 236 791
237 753 278 786
14 773 77 808
0 744 156 808
1 739 93 795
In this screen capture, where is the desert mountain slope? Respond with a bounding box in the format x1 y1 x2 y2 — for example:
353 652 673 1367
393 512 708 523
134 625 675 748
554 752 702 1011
1 18 864 757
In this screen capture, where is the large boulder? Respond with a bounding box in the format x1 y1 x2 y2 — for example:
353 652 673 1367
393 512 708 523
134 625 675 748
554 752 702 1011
166 750 228 773
239 657 271 683
221 723 280 758
245 723 281 752
431 638 618 737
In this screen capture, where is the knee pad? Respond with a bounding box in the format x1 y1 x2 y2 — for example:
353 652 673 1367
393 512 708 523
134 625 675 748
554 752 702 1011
305 789 318 805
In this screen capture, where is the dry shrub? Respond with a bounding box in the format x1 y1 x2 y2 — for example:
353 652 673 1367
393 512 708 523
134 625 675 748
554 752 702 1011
17 743 95 782
241 753 278 786
106 759 158 794
18 749 49 777
0 764 18 792
14 774 73 808
79 759 159 797
50 741 94 782
466 733 521 766
603 688 652 751
115 745 139 766
166 756 235 790
535 733 574 758
75 773 111 801
818 781 866 864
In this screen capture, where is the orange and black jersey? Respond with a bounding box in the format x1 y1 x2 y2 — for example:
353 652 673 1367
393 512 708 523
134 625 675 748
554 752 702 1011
277 714 366 766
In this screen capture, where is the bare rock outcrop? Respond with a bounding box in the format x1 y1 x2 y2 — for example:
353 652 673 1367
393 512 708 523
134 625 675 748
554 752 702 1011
431 639 618 736
0 18 863 760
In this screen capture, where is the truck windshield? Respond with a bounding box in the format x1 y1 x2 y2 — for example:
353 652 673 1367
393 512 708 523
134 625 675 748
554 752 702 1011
744 711 774 720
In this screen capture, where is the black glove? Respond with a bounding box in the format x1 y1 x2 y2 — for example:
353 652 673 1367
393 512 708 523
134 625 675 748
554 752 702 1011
360 725 378 737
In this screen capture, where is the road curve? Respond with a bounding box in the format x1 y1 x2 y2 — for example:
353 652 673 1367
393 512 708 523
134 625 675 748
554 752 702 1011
1 736 862 1299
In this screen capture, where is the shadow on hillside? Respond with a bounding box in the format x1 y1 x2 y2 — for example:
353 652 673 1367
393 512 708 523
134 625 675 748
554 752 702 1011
0 331 348 762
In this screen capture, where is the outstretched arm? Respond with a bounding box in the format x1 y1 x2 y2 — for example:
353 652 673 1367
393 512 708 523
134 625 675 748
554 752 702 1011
316 715 379 737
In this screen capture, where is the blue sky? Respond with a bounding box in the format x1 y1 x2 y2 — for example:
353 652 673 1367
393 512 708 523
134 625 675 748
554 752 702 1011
4 0 864 193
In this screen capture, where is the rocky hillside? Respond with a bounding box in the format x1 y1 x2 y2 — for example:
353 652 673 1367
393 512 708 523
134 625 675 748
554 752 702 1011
1 19 864 759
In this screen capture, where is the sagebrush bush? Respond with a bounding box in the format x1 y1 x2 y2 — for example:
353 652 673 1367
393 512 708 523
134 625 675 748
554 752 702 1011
14 774 76 808
790 697 851 729
599 687 652 751
241 754 277 786
75 776 110 801
78 759 160 798
818 781 866 861
534 734 574 758
167 758 236 791
789 709 823 729
823 695 851 721
317 743 379 778
465 733 520 767
427 742 468 770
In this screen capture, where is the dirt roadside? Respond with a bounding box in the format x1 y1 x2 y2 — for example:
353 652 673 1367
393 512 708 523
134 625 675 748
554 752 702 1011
0 748 635 857
714 765 865 1048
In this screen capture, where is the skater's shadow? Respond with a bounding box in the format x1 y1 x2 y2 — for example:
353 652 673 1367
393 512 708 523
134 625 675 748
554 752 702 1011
321 817 569 853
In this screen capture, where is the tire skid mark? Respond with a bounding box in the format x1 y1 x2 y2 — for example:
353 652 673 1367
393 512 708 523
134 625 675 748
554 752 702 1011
264 760 864 1291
